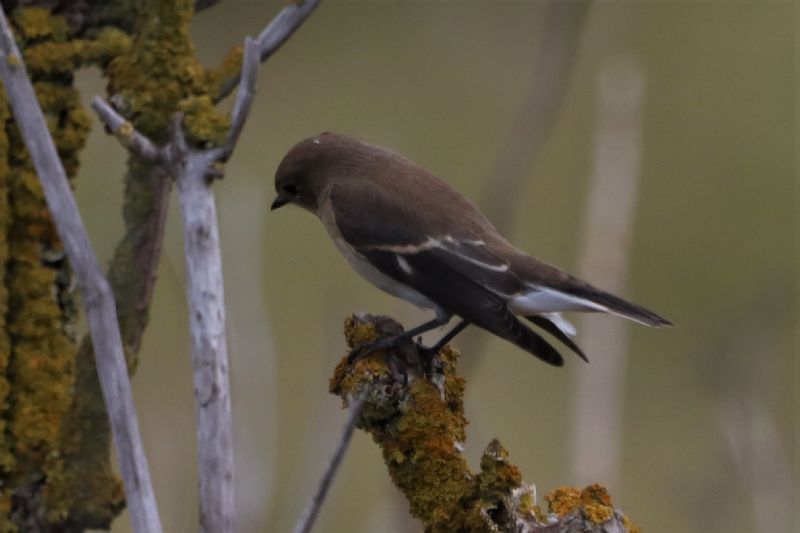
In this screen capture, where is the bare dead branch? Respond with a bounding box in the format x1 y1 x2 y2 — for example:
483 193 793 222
215 0 321 100
294 397 366 533
0 7 162 533
91 96 164 163
89 3 320 530
215 36 260 161
256 0 321 61
175 146 235 533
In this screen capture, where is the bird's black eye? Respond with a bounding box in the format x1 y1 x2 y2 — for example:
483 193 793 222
282 183 299 197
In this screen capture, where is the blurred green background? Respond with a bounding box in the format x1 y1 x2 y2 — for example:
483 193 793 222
73 1 795 532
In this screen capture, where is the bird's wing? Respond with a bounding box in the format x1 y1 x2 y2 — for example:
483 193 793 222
328 182 564 366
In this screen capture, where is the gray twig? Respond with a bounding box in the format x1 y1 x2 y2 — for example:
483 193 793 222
216 0 321 100
91 96 163 163
215 36 260 161
0 7 162 533
91 3 321 532
294 397 366 533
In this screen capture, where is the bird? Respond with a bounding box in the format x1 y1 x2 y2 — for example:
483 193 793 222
271 132 671 366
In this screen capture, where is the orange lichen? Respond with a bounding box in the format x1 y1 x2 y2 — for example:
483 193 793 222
332 316 641 531
332 315 533 532
0 7 134 530
545 486 582 517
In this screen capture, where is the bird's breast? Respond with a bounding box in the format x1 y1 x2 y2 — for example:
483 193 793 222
317 196 440 313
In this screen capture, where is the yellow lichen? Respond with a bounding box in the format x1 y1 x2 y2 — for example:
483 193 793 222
332 315 519 532
545 486 581 517
0 86 11 533
106 0 212 142
22 28 131 75
13 8 67 41
179 95 229 146
622 513 642 533
0 7 126 529
332 316 640 531
580 484 615 524
207 44 243 101
581 483 613 507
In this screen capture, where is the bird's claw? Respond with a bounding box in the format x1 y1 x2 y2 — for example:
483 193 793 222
347 336 392 364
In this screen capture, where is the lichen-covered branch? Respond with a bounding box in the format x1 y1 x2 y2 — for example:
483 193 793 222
329 314 640 533
0 5 161 533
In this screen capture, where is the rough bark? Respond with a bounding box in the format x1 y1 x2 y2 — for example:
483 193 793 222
330 314 640 533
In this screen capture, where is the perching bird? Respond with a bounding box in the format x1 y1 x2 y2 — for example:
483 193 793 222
271 132 671 366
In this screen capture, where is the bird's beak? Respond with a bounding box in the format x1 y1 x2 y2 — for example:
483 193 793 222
270 194 290 211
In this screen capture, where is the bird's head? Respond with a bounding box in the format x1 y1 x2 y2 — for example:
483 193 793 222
272 132 367 213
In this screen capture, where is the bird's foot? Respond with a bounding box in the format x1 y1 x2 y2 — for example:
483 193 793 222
347 335 401 364
347 332 434 379
414 341 438 377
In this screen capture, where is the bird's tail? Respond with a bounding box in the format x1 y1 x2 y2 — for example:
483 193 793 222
558 281 673 327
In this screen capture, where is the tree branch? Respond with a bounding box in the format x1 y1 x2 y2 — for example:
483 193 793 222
91 97 164 163
329 314 639 533
0 6 162 533
91 3 321 531
214 35 260 161
214 0 321 101
293 396 366 533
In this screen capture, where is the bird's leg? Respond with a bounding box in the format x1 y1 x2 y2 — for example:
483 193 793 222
348 314 452 364
416 319 469 373
421 319 469 354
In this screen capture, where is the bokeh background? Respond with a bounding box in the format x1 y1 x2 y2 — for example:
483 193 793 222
73 1 795 532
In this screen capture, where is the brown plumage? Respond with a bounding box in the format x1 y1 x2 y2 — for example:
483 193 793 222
272 132 671 366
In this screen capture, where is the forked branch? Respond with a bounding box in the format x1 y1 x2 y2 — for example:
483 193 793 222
91 2 320 532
